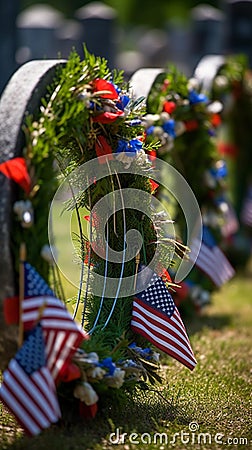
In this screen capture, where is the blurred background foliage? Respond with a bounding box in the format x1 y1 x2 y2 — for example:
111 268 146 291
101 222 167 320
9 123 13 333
20 0 220 25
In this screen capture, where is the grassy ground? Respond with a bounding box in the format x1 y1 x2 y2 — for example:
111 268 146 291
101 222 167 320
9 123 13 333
0 268 251 450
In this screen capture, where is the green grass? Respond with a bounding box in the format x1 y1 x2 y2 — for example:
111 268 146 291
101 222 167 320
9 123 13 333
1 270 252 449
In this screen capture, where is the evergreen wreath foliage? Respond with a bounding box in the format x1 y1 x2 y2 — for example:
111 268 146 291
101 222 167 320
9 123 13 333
211 54 252 216
143 65 232 309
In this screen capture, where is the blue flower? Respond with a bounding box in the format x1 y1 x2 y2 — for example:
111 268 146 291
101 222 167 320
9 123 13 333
129 343 152 359
162 119 176 138
146 125 155 135
189 89 208 104
99 357 116 376
116 138 142 156
116 139 128 154
129 342 137 349
208 128 216 137
129 138 143 153
117 94 130 110
210 161 227 179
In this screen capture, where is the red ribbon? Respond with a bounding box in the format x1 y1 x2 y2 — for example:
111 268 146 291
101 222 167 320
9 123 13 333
95 135 114 163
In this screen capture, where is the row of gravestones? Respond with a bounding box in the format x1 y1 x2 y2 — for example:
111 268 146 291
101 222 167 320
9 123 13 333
0 54 228 370
2 0 252 94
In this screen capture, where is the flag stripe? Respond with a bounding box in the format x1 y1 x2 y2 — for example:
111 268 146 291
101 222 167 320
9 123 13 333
131 316 195 368
1 387 41 436
190 240 221 283
7 364 51 424
131 323 196 370
133 300 193 351
132 301 196 369
0 360 60 436
190 238 234 287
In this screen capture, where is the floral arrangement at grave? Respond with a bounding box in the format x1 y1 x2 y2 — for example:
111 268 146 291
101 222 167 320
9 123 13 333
210 54 252 268
142 66 235 314
0 48 197 433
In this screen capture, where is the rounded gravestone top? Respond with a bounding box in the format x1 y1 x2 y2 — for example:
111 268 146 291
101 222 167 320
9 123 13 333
191 4 224 20
194 54 225 93
17 4 64 28
129 68 164 101
75 1 117 19
0 59 66 162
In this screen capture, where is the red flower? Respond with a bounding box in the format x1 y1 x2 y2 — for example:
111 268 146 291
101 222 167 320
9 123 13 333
0 157 31 194
149 179 159 193
92 110 124 124
146 148 156 162
211 113 222 128
95 135 114 163
163 101 176 114
160 268 172 283
58 362 82 383
184 120 199 131
217 141 238 158
92 79 119 100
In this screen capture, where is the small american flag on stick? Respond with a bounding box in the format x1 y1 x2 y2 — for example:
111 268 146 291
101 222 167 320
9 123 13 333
131 266 197 371
0 324 61 436
189 226 235 287
21 262 88 381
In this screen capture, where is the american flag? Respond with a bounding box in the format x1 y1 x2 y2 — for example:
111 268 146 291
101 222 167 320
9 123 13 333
0 324 61 436
241 185 252 227
221 202 239 238
189 226 235 287
22 262 88 381
131 267 197 370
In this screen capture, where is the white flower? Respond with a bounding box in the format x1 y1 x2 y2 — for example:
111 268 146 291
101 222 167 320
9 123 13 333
115 152 135 169
73 382 98 405
175 121 186 136
13 200 31 215
218 201 229 214
187 77 200 91
206 100 223 114
143 113 160 127
78 90 92 108
159 112 170 123
152 352 160 363
86 366 106 380
87 352 99 363
214 75 229 90
13 200 34 228
152 126 164 137
105 368 125 389
135 149 150 166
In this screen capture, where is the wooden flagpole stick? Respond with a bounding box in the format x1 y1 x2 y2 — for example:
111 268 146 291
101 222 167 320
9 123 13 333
133 252 140 291
18 242 26 348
